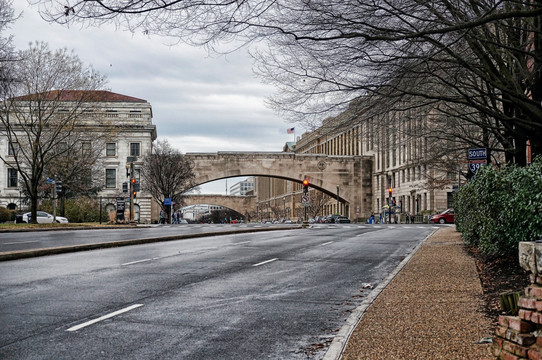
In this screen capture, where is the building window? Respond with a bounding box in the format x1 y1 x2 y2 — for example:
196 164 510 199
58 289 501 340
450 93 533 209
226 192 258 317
80 168 92 188
130 143 140 157
7 168 17 187
82 141 91 156
8 142 18 156
105 169 116 189
106 143 116 157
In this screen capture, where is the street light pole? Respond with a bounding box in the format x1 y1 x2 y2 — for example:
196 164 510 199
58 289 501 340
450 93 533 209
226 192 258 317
129 161 134 223
336 185 340 215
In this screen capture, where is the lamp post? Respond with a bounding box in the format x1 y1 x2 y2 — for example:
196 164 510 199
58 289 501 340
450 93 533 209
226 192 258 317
336 185 340 215
126 161 135 223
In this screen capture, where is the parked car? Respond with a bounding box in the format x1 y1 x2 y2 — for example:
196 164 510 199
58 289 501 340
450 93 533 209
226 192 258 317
429 209 454 224
336 216 351 223
325 214 351 223
20 211 68 224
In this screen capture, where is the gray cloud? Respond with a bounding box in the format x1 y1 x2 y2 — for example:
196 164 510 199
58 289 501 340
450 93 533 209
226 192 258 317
11 2 301 193
11 2 299 150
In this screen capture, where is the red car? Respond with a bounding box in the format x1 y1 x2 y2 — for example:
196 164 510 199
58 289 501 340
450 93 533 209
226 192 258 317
430 209 454 224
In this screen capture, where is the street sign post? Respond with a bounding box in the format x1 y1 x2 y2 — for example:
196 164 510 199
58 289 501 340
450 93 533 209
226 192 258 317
468 148 487 160
468 148 487 174
468 159 486 173
116 197 125 221
301 195 309 207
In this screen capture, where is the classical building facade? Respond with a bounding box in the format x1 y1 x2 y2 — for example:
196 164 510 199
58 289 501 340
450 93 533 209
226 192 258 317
0 90 157 223
256 100 456 222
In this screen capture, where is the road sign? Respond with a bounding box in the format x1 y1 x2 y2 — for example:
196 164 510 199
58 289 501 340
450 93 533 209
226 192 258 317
468 148 487 160
116 197 125 221
164 198 172 206
469 159 487 174
301 195 310 207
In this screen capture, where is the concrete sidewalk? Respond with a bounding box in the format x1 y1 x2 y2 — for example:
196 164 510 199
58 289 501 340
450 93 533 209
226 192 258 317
329 227 493 359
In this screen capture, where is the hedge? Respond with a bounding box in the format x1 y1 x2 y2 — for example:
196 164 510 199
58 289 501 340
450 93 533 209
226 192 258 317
41 197 108 223
455 157 542 256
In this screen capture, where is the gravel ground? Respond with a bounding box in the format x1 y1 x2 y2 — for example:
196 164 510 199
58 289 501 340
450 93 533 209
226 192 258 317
340 227 493 359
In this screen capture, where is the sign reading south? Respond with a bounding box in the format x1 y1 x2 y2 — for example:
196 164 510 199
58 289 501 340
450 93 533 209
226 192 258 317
468 148 487 160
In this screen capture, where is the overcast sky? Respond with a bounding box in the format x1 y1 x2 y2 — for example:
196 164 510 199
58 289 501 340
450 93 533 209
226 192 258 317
11 2 302 193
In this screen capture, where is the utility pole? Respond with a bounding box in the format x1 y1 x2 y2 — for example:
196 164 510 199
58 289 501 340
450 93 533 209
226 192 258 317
129 161 134 223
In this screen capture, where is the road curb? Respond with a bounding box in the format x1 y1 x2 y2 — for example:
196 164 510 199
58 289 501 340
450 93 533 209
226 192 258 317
0 226 301 262
322 228 438 360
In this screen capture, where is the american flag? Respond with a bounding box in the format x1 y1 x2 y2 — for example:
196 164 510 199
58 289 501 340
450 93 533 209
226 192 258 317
287 127 295 134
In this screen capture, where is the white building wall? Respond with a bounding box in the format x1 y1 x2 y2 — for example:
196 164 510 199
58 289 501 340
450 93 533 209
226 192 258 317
0 92 157 223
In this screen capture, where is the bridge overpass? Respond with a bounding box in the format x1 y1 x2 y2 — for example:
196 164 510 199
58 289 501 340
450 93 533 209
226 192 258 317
184 152 373 220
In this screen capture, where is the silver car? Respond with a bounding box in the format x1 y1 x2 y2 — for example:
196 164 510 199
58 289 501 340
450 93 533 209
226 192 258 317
22 211 68 224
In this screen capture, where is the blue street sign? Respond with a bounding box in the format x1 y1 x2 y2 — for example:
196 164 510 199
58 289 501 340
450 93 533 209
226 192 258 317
163 198 172 206
469 159 487 174
468 148 487 160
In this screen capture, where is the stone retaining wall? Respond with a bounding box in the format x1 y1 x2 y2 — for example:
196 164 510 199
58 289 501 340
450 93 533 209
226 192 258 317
492 242 542 359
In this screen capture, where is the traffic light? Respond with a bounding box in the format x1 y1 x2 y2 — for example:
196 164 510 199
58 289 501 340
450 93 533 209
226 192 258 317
134 181 140 192
388 187 392 197
55 180 63 196
132 190 137 198
122 182 128 193
131 178 136 186
303 179 309 194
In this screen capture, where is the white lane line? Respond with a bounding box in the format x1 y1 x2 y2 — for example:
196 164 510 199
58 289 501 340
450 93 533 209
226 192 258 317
121 258 152 266
3 240 40 245
320 241 334 246
232 241 251 246
253 258 278 267
67 304 144 332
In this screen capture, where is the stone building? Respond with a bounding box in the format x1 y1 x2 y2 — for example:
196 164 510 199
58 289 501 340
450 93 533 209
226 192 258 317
256 99 457 222
229 177 255 196
0 90 157 223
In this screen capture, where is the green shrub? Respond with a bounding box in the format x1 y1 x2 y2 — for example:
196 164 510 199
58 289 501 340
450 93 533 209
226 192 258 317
40 197 108 223
455 157 542 256
0 207 12 223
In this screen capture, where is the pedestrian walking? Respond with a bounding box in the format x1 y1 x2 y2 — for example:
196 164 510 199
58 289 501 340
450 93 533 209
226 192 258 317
172 210 177 224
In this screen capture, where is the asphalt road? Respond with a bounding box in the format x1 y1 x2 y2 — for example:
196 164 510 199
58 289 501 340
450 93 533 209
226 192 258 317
0 224 438 359
0 223 292 253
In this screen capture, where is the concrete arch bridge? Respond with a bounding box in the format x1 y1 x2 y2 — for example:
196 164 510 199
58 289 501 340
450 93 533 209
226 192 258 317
184 152 373 220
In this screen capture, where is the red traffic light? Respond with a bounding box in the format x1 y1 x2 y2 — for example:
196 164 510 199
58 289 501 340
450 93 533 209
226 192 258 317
131 178 136 184
303 179 309 186
388 188 392 193
132 190 137 198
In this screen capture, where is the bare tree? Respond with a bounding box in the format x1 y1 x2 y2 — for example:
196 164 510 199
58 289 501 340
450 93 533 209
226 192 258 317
307 191 330 219
44 128 113 215
141 139 197 220
0 41 106 222
34 0 542 163
0 0 18 97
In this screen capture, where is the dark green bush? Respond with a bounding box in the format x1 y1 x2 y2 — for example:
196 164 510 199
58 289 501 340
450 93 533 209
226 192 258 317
41 197 108 223
455 157 542 256
0 207 12 223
